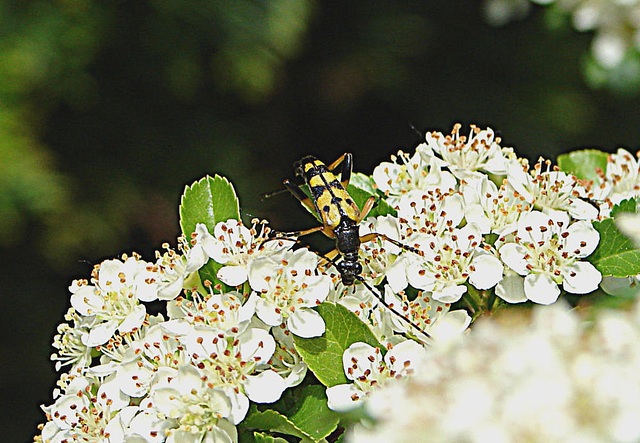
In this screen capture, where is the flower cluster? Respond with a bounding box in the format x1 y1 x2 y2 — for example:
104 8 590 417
36 124 639 442
38 220 304 442
368 123 602 307
349 300 640 442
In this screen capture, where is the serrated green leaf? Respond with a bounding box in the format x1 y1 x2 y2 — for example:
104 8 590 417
242 406 312 441
271 384 341 441
611 198 638 218
179 174 240 236
179 175 240 291
557 150 608 182
589 212 640 278
293 303 383 387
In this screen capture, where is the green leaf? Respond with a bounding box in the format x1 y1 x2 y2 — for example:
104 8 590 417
589 200 640 278
251 432 290 443
242 405 312 441
557 149 608 182
294 303 383 387
611 198 637 218
349 172 377 194
179 174 241 236
346 184 396 218
179 175 241 290
271 384 341 441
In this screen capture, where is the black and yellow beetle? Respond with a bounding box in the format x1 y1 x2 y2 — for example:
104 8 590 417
279 153 429 337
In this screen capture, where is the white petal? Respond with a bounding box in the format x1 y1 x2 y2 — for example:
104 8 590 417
429 309 472 344
287 308 325 338
244 370 287 403
343 342 380 380
118 304 147 333
85 319 119 347
297 275 331 306
567 198 599 220
495 272 528 303
326 384 366 412
385 255 409 293
157 275 184 300
432 284 467 303
561 261 602 294
290 248 320 272
255 296 283 326
469 254 503 289
524 274 561 305
70 285 101 316
247 257 275 293
565 221 600 258
499 243 530 275
226 390 250 425
385 340 426 373
407 262 437 291
238 328 276 363
160 319 194 336
518 211 553 243
217 265 248 287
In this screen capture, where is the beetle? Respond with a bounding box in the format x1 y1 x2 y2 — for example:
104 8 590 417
279 153 430 338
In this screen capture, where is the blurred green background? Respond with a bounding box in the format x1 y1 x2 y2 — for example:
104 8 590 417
3 1 639 440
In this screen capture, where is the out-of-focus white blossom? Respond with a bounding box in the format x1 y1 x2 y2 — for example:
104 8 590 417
485 0 640 69
349 301 640 443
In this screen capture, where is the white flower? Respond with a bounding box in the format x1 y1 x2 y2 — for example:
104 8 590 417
505 157 599 220
357 215 407 287
349 301 640 443
325 340 426 412
167 290 256 336
200 219 294 287
178 325 286 424
603 148 640 205
421 123 509 180
69 256 152 347
461 175 532 235
395 189 465 236
155 248 198 301
39 374 132 443
248 248 331 338
498 210 601 304
382 286 470 342
50 308 93 372
372 150 457 206
395 224 503 302
148 364 236 437
268 324 308 388
112 322 189 399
